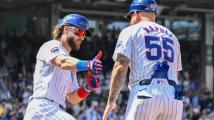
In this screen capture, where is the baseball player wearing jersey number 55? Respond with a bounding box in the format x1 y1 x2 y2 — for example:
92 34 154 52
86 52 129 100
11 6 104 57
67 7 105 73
103 0 183 120
24 14 103 120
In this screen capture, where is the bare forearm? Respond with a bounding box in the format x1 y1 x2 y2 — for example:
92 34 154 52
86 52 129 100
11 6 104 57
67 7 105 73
108 53 130 103
60 57 79 71
66 90 87 104
51 54 102 73
66 91 81 104
51 55 81 71
66 81 94 105
108 62 128 103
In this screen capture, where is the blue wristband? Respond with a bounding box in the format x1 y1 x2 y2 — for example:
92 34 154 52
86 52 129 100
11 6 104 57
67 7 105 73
76 60 90 71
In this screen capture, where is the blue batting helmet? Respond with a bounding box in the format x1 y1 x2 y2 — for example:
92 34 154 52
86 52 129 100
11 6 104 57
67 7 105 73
59 14 91 37
125 0 158 19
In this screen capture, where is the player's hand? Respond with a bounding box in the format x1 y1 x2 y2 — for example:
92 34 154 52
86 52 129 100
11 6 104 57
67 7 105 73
102 102 116 120
88 50 103 74
83 71 100 92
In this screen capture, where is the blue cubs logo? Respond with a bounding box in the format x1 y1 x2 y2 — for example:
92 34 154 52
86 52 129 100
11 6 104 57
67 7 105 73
51 47 60 53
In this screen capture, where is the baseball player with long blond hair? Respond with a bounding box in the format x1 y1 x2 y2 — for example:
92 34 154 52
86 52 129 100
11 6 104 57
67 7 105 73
24 14 103 120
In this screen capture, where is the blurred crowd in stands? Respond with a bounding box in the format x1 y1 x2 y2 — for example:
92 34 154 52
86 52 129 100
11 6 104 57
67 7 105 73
0 24 214 120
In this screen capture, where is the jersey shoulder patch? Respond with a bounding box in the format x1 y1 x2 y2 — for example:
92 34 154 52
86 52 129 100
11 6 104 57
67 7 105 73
51 47 60 54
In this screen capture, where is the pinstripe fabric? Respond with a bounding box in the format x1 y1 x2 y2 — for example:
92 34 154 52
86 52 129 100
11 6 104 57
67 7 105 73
24 40 79 119
125 83 183 120
24 99 76 120
113 21 182 88
32 40 79 108
114 21 183 120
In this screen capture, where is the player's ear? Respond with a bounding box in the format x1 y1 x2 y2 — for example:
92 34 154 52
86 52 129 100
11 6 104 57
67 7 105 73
63 26 69 34
136 12 141 22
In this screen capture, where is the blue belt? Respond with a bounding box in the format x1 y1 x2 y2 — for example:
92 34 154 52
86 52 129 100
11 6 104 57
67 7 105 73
139 79 182 100
139 79 176 87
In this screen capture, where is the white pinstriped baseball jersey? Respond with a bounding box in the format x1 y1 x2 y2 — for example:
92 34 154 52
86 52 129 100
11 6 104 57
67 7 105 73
32 40 79 108
24 98 76 120
113 21 183 120
113 21 182 88
24 40 79 120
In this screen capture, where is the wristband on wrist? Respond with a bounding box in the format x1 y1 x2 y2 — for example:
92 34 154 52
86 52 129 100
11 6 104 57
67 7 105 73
77 86 90 99
76 60 90 71
83 83 92 92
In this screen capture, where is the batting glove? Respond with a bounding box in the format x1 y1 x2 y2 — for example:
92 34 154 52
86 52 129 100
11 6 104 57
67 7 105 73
83 71 100 92
88 51 103 74
76 51 103 73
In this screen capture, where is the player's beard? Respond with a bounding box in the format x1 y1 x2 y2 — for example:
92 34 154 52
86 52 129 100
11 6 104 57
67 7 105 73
67 35 80 51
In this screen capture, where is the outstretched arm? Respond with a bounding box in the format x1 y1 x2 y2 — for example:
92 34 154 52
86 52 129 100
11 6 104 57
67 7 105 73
103 53 130 120
50 55 79 71
50 51 103 73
